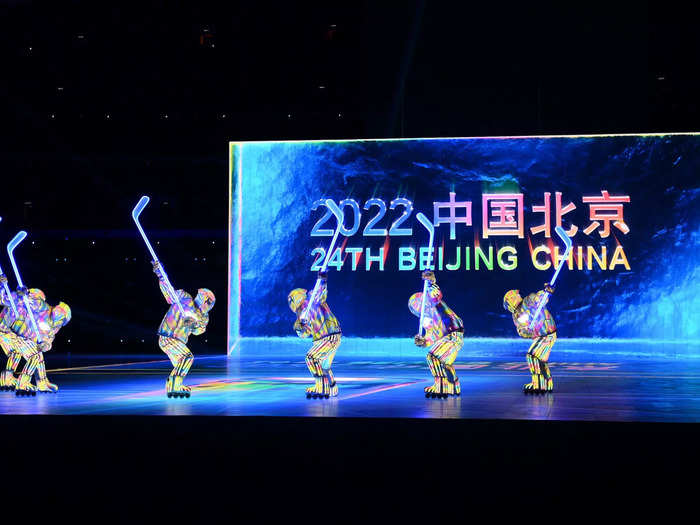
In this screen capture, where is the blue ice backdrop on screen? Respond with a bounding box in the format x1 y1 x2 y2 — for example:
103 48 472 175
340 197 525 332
230 135 700 342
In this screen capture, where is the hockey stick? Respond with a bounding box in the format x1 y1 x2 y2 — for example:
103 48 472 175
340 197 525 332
529 225 573 329
416 212 435 337
301 199 344 321
132 196 185 317
7 231 41 342
0 218 18 318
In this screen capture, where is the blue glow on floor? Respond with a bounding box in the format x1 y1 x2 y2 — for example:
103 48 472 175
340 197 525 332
1 338 700 421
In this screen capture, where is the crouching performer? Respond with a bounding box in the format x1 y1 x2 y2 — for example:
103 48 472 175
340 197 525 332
503 284 557 394
0 274 22 391
153 261 215 398
288 271 341 399
11 288 71 396
409 271 464 398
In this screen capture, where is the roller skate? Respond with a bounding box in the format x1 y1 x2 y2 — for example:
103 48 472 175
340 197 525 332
523 375 547 395
0 370 17 392
425 379 450 399
15 374 36 397
37 379 59 393
166 376 191 399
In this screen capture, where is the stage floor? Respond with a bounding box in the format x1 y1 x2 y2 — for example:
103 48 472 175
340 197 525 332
1 344 700 421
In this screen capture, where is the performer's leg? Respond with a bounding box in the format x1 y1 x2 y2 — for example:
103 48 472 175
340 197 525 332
530 333 556 392
15 339 40 395
429 333 464 396
35 353 58 393
305 345 324 396
159 336 194 396
319 335 340 396
424 353 441 394
305 335 340 397
0 333 21 390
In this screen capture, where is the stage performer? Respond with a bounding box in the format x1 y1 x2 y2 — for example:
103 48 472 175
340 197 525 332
11 287 71 395
0 274 22 391
409 270 464 398
288 271 341 399
503 284 557 394
153 261 215 398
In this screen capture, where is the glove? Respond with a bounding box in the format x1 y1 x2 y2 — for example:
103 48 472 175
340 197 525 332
414 334 427 347
544 283 555 294
421 270 436 283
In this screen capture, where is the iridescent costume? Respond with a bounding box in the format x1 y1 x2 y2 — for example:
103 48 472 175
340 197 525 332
153 262 215 398
409 271 464 398
288 272 341 399
0 275 22 391
504 286 557 394
1 284 71 396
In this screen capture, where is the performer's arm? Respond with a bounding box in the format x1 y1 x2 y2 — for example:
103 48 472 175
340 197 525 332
294 318 311 338
152 261 179 305
315 271 328 305
0 274 10 306
525 289 550 309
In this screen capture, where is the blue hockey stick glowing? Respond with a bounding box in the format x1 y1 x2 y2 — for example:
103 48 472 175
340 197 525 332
416 212 435 337
0 218 18 318
132 196 185 317
7 231 41 342
302 199 344 322
529 225 573 329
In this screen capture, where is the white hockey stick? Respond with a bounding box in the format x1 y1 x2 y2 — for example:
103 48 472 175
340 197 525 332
301 199 344 321
7 231 41 343
0 218 18 318
416 212 435 337
132 196 185 317
529 225 573 329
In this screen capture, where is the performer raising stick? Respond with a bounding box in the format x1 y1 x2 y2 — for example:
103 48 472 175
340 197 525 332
409 212 464 398
7 231 71 396
503 225 572 394
288 199 343 399
132 196 215 398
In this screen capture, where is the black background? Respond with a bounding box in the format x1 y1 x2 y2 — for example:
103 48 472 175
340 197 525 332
1 0 698 353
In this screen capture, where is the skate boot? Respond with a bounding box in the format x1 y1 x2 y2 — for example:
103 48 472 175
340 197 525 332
166 376 191 398
316 377 337 399
441 378 460 398
15 374 37 397
0 370 17 391
37 379 59 393
328 381 338 398
544 377 554 394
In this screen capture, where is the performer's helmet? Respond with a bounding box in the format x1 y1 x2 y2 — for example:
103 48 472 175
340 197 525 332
288 288 307 313
503 290 522 313
195 289 216 313
29 289 46 302
50 302 71 327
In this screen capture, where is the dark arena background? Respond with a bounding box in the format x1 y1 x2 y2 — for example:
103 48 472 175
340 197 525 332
2 0 700 517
